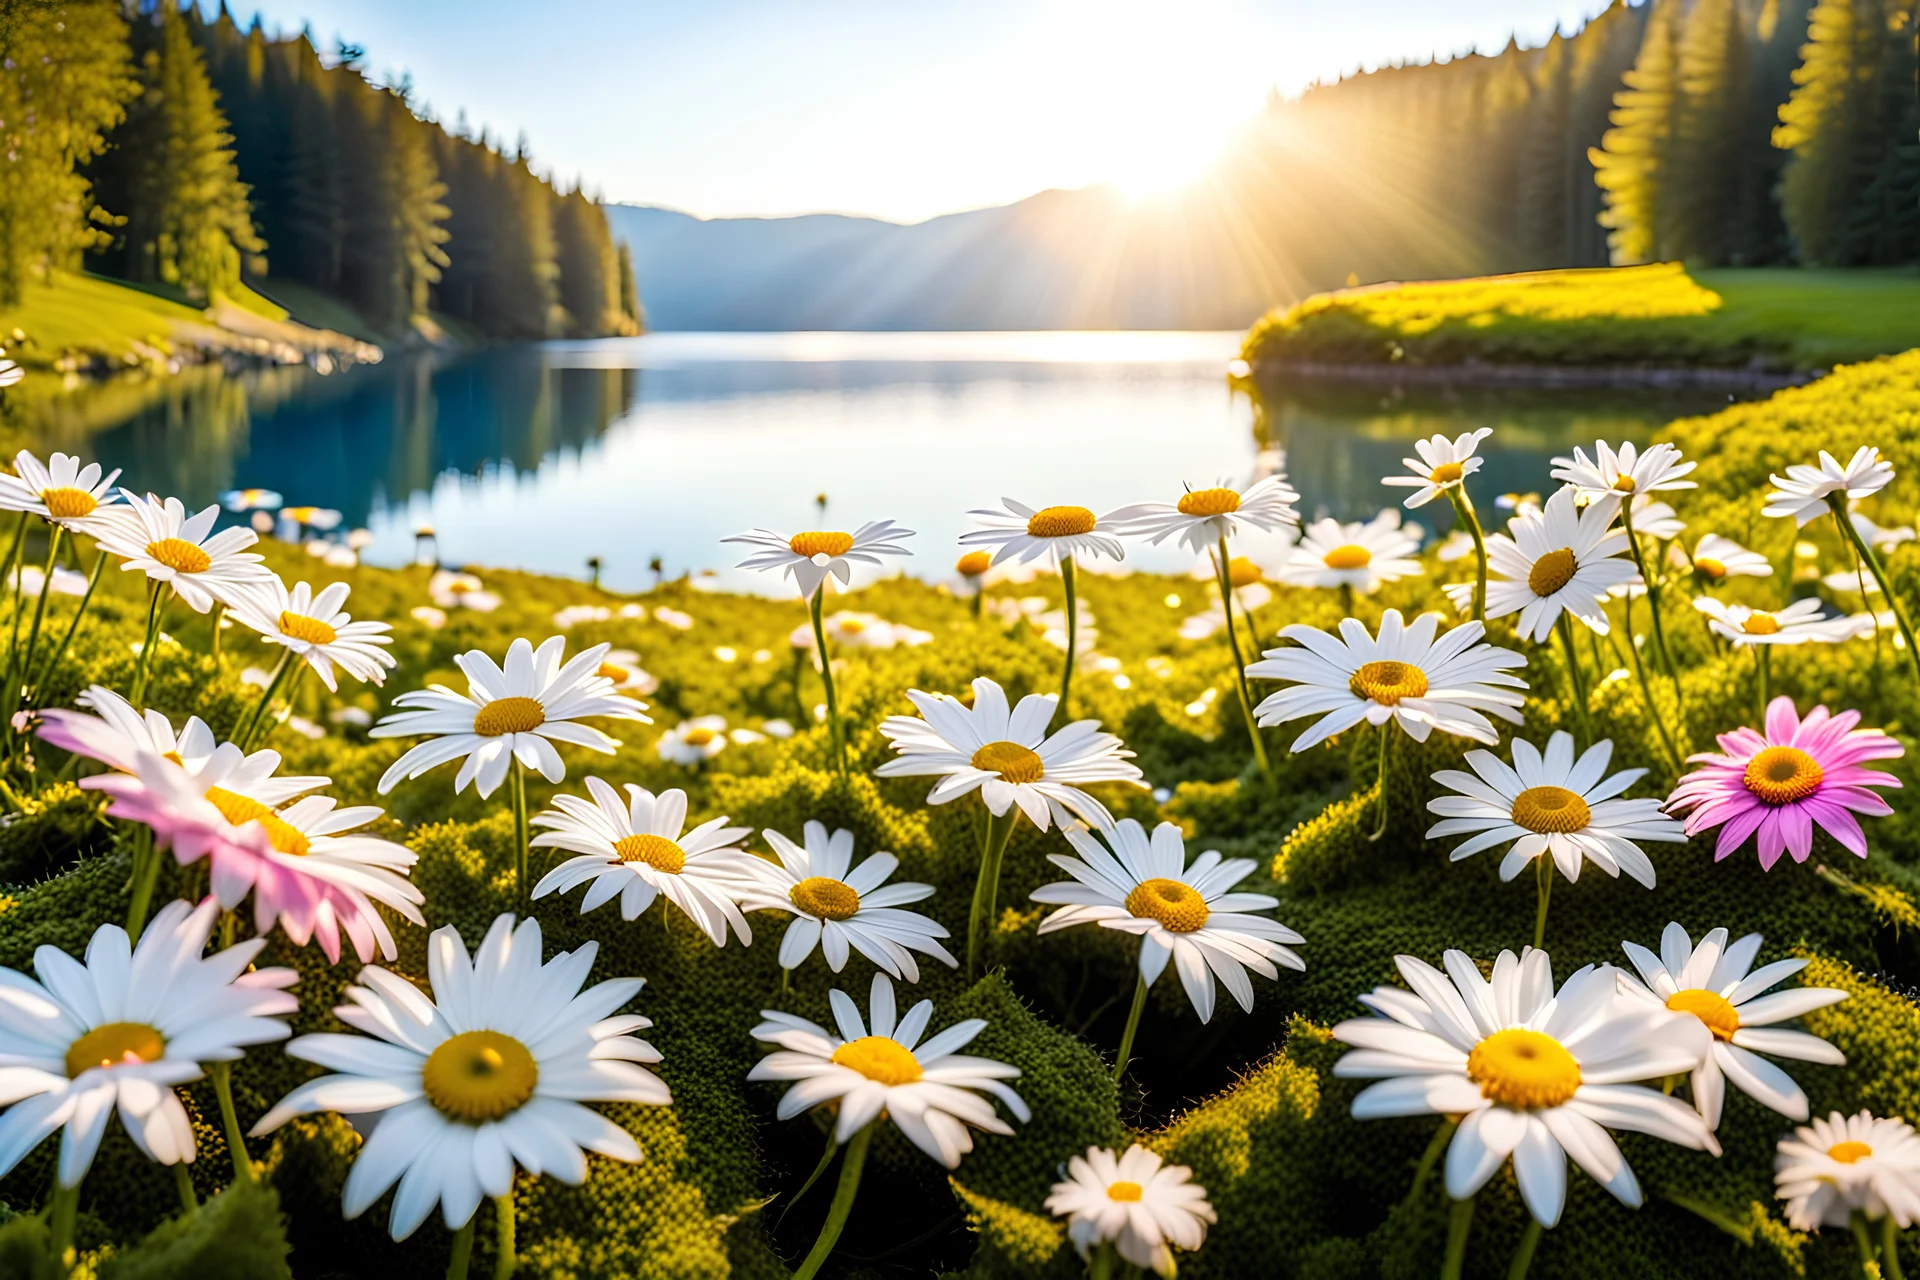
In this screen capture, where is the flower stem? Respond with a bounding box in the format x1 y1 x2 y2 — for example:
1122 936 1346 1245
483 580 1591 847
965 807 1019 981
129 580 169 706
1756 645 1771 725
777 1124 841 1228
1852 1209 1879 1279
1507 1219 1543 1280
1058 554 1079 723
1367 726 1392 842
1621 500 1686 734
1450 485 1488 624
34 545 108 697
446 1216 476 1280
1112 971 1149 1082
208 603 226 670
970 584 983 622
0 511 27 609
1404 1116 1457 1207
493 1192 516 1280
808 589 846 774
1832 494 1920 688
793 1122 873 1280
1214 533 1271 779
211 1061 252 1182
1088 1241 1117 1280
1533 855 1553 951
1441 1195 1475 1280
510 760 530 901
14 524 64 711
1884 1213 1906 1280
126 825 160 937
1620 588 1684 772
47 1176 79 1270
1554 613 1591 742
173 1162 197 1215
2 512 29 657
233 650 294 750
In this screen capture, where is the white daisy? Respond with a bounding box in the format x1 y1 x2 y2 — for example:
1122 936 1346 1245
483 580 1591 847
1776 1111 1920 1230
1332 947 1715 1227
9 565 89 597
530 779 759 946
1852 511 1916 552
1046 1144 1215 1277
1765 446 1896 527
1276 510 1423 595
228 580 396 691
959 498 1125 568
1438 529 1477 563
92 493 279 614
0 899 297 1187
655 715 734 765
594 648 658 695
0 450 122 532
1451 486 1636 641
724 519 915 600
1030 819 1303 1023
1381 428 1493 508
874 676 1145 831
1106 473 1300 555
372 636 650 798
731 821 955 981
1693 597 1865 646
1247 609 1526 751
1686 534 1772 581
1616 923 1847 1129
1426 732 1684 888
747 972 1028 1166
251 914 667 1240
0 358 21 388
1627 496 1685 541
1551 440 1697 499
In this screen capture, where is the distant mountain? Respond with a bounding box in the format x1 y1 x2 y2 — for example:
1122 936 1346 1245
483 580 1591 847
604 187 1288 331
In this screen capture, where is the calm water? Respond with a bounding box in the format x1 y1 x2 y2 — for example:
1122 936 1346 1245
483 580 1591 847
62 332 1748 592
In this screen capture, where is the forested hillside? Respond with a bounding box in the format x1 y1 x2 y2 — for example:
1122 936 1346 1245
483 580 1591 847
0 1 640 343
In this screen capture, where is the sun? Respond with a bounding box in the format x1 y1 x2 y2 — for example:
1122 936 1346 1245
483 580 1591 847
1106 127 1223 201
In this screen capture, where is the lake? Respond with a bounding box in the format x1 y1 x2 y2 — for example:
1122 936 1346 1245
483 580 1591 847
60 332 1750 593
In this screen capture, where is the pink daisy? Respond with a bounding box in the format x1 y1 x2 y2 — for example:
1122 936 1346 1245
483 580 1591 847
82 747 424 963
1666 696 1903 869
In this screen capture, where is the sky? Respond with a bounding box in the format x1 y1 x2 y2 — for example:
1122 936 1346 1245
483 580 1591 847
205 0 1619 223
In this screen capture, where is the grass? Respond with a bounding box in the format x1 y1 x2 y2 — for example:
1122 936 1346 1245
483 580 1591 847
1242 263 1920 373
0 270 213 370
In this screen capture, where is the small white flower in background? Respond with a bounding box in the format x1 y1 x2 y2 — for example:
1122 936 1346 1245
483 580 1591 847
0 449 123 532
93 493 278 614
1685 533 1772 581
372 636 649 797
1616 923 1847 1129
747 972 1028 1167
1852 510 1915 551
1853 610 1908 647
1449 486 1635 641
1031 819 1304 1023
1106 473 1299 554
762 718 795 739
1381 428 1492 508
1248 609 1526 750
724 519 915 599
1694 597 1866 646
346 528 373 551
8 564 89 597
251 914 667 1241
656 715 732 765
732 821 955 981
250 511 275 533
618 602 645 619
1332 947 1715 1228
286 716 325 740
1764 446 1896 526
1437 529 1477 562
0 357 24 388
427 568 488 609
409 605 447 629
0 900 296 1188
554 603 613 629
1426 732 1684 888
278 504 342 534
1776 1111 1920 1230
824 611 934 650
228 580 396 691
1823 569 1880 595
241 665 274 689
328 706 373 728
303 538 332 559
595 647 658 695
1277 510 1423 595
654 606 693 630
1496 491 1543 521
1627 495 1685 540
221 488 282 512
1046 1145 1215 1278
714 645 737 662
455 589 499 612
689 570 723 592
1551 439 1697 500
960 498 1126 568
874 676 1145 831
530 779 760 944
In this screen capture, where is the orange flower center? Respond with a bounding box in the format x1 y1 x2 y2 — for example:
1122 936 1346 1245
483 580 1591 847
145 537 211 574
790 876 861 920
1612 474 1637 493
612 833 686 873
1828 1141 1874 1165
421 1030 538 1122
971 740 1045 784
1349 660 1428 706
473 696 545 737
1695 557 1727 580
1124 877 1210 932
1510 785 1592 834
1177 487 1241 517
1226 557 1262 588
278 611 338 645
788 531 854 559
1741 612 1781 636
1428 461 1465 485
65 1022 166 1078
1025 506 1096 538
1528 548 1577 597
1322 544 1372 570
41 487 98 520
598 661 630 683
956 551 992 576
1106 1181 1144 1202
1466 1028 1581 1109
1743 746 1824 805
831 1036 922 1086
204 786 309 855
1666 989 1740 1041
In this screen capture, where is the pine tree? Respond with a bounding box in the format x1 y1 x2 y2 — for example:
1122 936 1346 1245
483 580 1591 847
1667 0 1752 263
615 240 643 330
1518 31 1575 269
554 188 624 336
1566 0 1654 264
1591 0 1684 264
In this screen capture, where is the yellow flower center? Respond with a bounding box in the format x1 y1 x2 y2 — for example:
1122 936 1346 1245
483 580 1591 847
1428 461 1465 485
1612 474 1637 493
612 833 686 873
830 1035 922 1086
971 740 1045 784
278 611 338 645
421 1030 539 1123
681 726 718 747
1741 612 1781 636
790 876 861 920
472 696 545 737
1124 877 1210 933
1106 1181 1145 1202
64 1021 166 1078
1466 1028 1582 1110
1829 1140 1874 1165
598 661 630 683
1528 547 1578 597
1226 557 1262 588
1743 746 1824 805
1348 660 1428 706
145 537 212 575
956 551 992 577
1510 785 1592 834
1322 544 1372 570
1177 487 1241 517
1025 506 1097 538
838 617 866 633
41 487 98 520
204 786 310 855
1666 989 1741 1042
788 531 854 559
1695 557 1727 580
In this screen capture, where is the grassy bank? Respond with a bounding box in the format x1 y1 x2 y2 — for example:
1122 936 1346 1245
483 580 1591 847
1241 263 1920 374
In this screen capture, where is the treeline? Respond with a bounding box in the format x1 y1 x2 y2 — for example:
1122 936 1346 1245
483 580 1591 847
1 1 639 340
1223 0 1916 282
